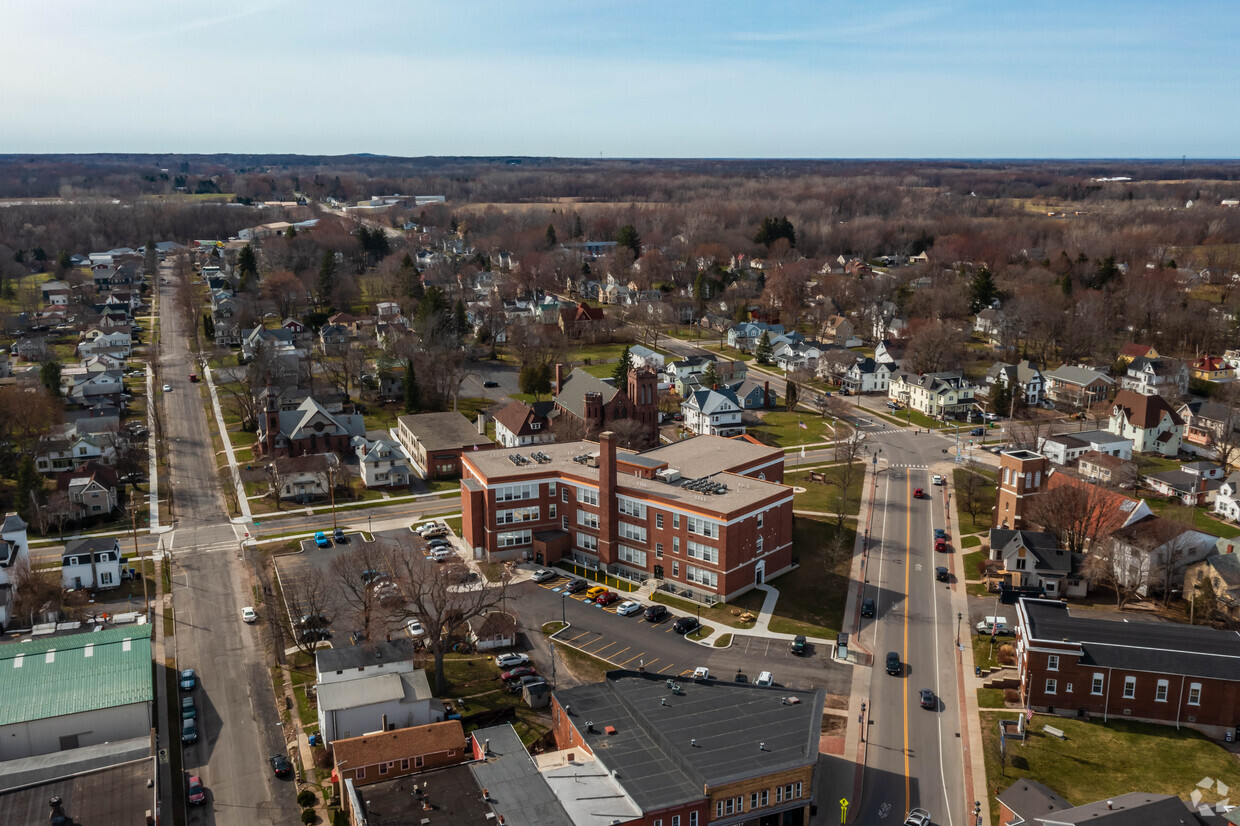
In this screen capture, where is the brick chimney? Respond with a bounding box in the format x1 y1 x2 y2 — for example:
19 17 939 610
598 431 618 565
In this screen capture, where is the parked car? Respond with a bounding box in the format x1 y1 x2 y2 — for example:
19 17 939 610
789 635 807 656
904 808 932 826
531 569 558 583
333 527 347 543
970 427 985 437
483 380 500 388
427 538 451 549
415 521 442 534
314 531 330 548
932 474 944 485
179 669 196 691
270 754 292 778
984 412 999 421
919 689 936 709
187 776 206 806
162 384 172 392
643 604 669 622
564 579 589 594
935 537 948 553
933 528 947 539
755 671 774 687
673 616 700 635
406 619 425 638
181 696 197 720
495 653 530 668
594 591 620 606
508 675 546 694
885 651 902 675
616 600 643 616
430 548 455 562
585 585 607 599
421 527 448 539
861 598 876 618
242 606 257 623
296 613 330 629
360 569 387 584
692 667 710 680
298 628 332 642
181 717 198 744
501 666 537 681
935 566 950 582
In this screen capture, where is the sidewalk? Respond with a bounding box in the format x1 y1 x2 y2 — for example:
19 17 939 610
201 362 251 520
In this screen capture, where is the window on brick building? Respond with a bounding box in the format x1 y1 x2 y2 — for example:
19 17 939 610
1188 683 1202 705
1156 679 1169 702
1047 654 1058 671
1045 678 1057 695
1123 677 1136 699
1091 673 1104 695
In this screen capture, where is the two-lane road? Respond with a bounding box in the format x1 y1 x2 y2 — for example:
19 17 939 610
856 462 967 826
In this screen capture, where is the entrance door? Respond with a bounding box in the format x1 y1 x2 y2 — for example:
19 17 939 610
755 560 765 585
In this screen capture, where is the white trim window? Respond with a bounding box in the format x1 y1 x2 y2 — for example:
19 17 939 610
686 565 718 588
497 530 531 548
496 506 539 525
686 515 719 539
577 533 598 553
618 497 647 518
1047 654 1059 672
687 540 718 564
576 486 599 506
495 482 537 502
1045 678 1057 695
577 509 599 530
618 522 647 543
1123 676 1136 699
1155 679 1169 702
1091 673 1104 695
619 545 647 566
1188 682 1202 706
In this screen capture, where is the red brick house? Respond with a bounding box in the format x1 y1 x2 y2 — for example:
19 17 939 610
1016 598 1240 740
558 301 606 338
332 720 466 788
460 432 790 602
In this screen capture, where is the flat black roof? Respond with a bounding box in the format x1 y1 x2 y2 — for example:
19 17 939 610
351 762 490 826
469 725 572 826
555 670 822 809
1022 599 1240 682
0 758 154 825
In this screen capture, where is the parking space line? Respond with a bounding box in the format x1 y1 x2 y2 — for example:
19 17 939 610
641 658 660 671
589 641 622 657
564 630 593 643
607 646 630 663
616 651 646 667
678 668 695 676
657 663 678 674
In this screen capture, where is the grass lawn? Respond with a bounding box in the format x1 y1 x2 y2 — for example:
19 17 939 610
786 464 864 516
714 634 733 647
1143 496 1240 538
749 409 837 447
582 361 619 379
960 534 982 548
651 592 757 630
443 515 463 534
962 549 987 580
568 342 632 365
686 624 713 641
979 712 1240 823
977 688 1006 708
1135 453 1182 475
972 635 1013 671
552 641 613 684
954 466 997 531
901 408 951 430
428 653 551 746
728 517 851 638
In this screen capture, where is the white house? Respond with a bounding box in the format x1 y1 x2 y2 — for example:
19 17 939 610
1106 389 1184 457
1108 516 1217 597
61 537 123 590
1119 356 1190 400
1 513 29 628
353 436 413 489
271 453 338 501
315 641 443 743
491 401 554 449
627 344 665 371
727 321 784 353
1036 429 1132 466
840 357 892 395
1214 472 1240 522
681 387 745 437
985 360 1045 408
77 330 132 358
889 371 977 419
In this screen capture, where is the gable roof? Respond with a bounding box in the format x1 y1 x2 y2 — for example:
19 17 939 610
1203 553 1240 590
332 720 464 767
1040 792 1203 825
1044 364 1114 387
492 401 545 439
1112 389 1184 429
553 368 621 420
989 529 1073 573
997 778 1071 822
1119 342 1156 359
684 387 741 416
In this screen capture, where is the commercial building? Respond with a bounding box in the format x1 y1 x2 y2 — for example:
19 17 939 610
395 411 495 480
1015 598 1240 740
461 433 791 603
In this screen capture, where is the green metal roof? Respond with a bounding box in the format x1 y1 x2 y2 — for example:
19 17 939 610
0 625 153 726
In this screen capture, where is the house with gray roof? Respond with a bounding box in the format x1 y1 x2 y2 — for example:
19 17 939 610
1143 461 1225 506
0 626 153 761
352 434 413 488
314 639 443 742
61 537 123 590
1036 429 1132 466
988 528 1085 598
0 513 28 628
681 386 745 437
998 778 1210 826
986 359 1046 407
256 395 366 459
1186 549 1240 621
1044 364 1115 409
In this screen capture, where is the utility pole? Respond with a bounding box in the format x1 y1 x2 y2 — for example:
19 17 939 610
130 502 148 622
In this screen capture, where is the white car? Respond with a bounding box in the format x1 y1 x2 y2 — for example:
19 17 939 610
162 384 172 392
495 653 530 669
984 412 999 421
615 600 643 616
903 809 932 826
932 474 944 485
416 521 442 534
692 667 710 681
242 606 257 623
531 569 558 583
755 671 774 687
406 619 425 638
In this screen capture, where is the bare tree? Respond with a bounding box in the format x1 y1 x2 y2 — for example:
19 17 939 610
265 462 288 511
218 465 241 515
904 321 967 374
610 417 655 451
1025 479 1116 555
955 461 990 527
8 555 62 629
1083 535 1148 609
827 426 865 528
276 567 338 658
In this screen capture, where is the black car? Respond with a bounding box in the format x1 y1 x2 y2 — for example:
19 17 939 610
643 604 669 622
298 628 332 642
333 527 347 543
860 598 876 618
483 380 500 388
886 651 902 676
270 754 292 778
919 688 936 709
672 616 700 635
935 566 950 582
970 427 985 437
564 579 589 594
789 635 807 656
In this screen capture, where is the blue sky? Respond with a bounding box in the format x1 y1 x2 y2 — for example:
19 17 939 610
2 0 1236 158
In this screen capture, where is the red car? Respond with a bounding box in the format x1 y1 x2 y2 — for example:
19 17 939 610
187 776 206 805
914 488 924 499
935 538 948 552
594 591 619 606
501 666 537 682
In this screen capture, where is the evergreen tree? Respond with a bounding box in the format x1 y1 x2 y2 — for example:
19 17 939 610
616 224 642 257
519 363 553 400
756 331 773 364
143 238 158 276
203 313 215 341
1093 255 1121 289
754 216 796 248
317 250 337 301
990 379 1013 417
404 360 419 413
702 360 718 388
415 285 448 324
612 346 633 385
693 272 707 306
14 455 38 521
545 223 558 248
285 225 297 239
237 244 258 282
57 250 71 271
40 361 62 396
785 380 798 411
572 214 584 239
968 266 998 313
453 299 468 339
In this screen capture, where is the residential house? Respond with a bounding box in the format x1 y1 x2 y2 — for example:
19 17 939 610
665 356 746 396
1143 461 1225 505
873 339 905 369
65 370 125 404
279 317 310 344
35 430 115 473
551 365 660 445
841 357 892 395
1107 515 1217 597
986 360 1045 408
888 371 977 419
0 513 28 628
466 612 517 651
772 338 825 372
557 302 606 338
40 280 71 302
241 325 298 360
331 721 466 788
725 378 776 410
681 386 746 437
1117 342 1159 364
823 315 861 347
1178 399 1240 459
1106 389 1184 456
1077 451 1135 487
211 296 242 346
353 436 413 489
315 641 444 743
988 528 1086 598
327 312 365 338
1189 355 1235 383
77 330 132 358
1185 548 1240 619
1016 597 1240 739
974 308 1010 345
61 537 123 590
1043 364 1115 409
255 395 366 459
396 411 496 480
1120 356 1190 400
81 353 125 374
1036 429 1132 466
727 321 784 353
0 352 11 378
270 453 338 502
1213 472 1240 522
998 778 1211 826
317 323 351 355
12 337 47 362
626 344 665 371
57 465 120 516
491 401 555 449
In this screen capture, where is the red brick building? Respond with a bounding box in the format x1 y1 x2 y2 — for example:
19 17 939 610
331 720 466 788
1016 598 1240 740
460 433 791 602
552 365 659 445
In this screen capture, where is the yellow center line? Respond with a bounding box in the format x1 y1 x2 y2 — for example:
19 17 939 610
904 473 912 810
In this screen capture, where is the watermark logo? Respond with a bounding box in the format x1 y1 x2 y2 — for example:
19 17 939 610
1187 776 1230 817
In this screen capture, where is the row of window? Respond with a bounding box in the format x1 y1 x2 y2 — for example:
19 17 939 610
496 482 542 502
577 532 598 553
715 782 802 818
651 813 697 826
352 751 455 779
577 509 599 530
619 522 647 543
496 506 540 525
496 530 531 548
686 565 717 588
686 540 718 564
1043 668 1202 706
619 545 647 566
1003 467 1042 489
618 496 647 518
